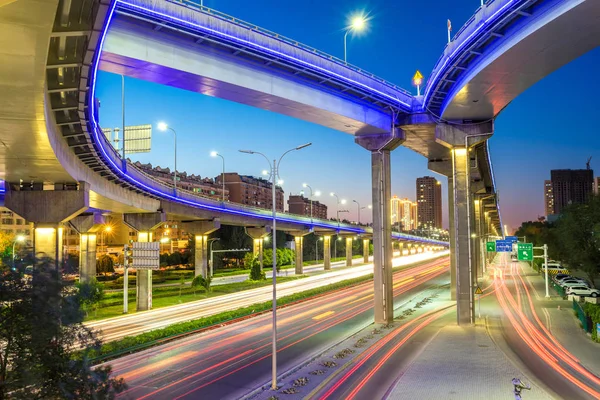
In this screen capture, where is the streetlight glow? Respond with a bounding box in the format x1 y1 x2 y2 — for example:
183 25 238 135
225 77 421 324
15 235 25 242
262 170 269 176
315 191 321 197
210 151 218 157
351 15 366 30
157 121 168 131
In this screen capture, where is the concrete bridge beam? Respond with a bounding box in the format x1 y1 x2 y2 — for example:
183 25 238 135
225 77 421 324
356 127 404 324
4 182 89 271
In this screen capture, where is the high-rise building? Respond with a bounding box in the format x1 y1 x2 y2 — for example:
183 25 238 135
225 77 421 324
390 196 417 231
550 169 594 214
288 195 328 219
410 202 418 230
594 176 600 195
0 207 33 241
416 176 442 229
391 196 401 226
544 180 554 217
220 173 284 212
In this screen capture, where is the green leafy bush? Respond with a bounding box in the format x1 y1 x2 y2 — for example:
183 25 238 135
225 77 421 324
249 256 266 281
191 275 212 293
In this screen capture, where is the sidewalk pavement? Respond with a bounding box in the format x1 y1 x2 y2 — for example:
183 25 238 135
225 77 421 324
520 262 600 377
386 324 553 400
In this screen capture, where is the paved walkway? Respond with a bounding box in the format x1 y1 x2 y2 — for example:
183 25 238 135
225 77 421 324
386 324 553 400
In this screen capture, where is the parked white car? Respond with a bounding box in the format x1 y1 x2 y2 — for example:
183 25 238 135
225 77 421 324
561 280 591 290
566 286 600 298
558 277 587 285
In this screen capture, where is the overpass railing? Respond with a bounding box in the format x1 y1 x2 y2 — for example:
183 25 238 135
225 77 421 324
166 0 414 99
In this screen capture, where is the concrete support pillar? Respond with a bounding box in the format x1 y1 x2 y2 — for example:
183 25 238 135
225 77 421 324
69 213 105 284
79 234 97 283
363 239 370 263
246 226 270 271
123 212 165 312
472 198 483 281
34 225 64 268
294 236 304 274
183 220 220 278
345 237 353 266
323 235 331 270
356 129 404 324
431 122 493 325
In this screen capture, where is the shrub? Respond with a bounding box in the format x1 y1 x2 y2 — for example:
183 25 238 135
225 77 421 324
248 256 266 281
191 275 212 293
96 255 114 274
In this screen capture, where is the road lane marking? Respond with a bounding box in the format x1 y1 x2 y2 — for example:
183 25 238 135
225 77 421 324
312 311 335 321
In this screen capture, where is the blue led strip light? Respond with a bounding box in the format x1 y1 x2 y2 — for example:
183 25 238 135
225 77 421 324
116 0 413 111
86 0 446 245
423 0 522 108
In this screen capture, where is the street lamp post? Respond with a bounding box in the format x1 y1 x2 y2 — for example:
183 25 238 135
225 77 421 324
330 193 347 227
211 151 226 202
12 235 25 268
157 122 178 193
343 15 367 63
352 200 365 225
239 142 312 390
208 238 220 277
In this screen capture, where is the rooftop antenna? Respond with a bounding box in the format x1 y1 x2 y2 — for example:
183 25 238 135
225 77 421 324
586 156 592 170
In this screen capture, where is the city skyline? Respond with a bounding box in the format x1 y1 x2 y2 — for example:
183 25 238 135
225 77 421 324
95 0 600 231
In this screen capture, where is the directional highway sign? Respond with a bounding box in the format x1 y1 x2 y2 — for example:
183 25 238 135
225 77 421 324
495 240 513 252
505 236 518 243
486 241 496 252
517 243 534 261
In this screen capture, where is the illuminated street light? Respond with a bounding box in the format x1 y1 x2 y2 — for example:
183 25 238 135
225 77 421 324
239 142 312 390
344 14 367 63
353 199 366 225
211 151 226 202
157 122 178 192
302 183 320 224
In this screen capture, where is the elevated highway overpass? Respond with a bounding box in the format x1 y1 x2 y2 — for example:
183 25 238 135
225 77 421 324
3 0 593 324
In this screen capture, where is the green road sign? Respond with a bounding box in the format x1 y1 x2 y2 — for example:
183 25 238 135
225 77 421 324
517 243 533 261
486 241 496 252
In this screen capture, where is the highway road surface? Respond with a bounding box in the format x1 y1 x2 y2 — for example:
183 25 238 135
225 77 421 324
87 252 447 343
105 257 450 399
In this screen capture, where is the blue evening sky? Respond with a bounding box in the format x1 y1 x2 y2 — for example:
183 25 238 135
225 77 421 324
95 0 600 230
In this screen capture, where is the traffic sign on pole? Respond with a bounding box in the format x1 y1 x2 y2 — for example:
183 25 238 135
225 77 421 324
517 243 533 261
505 236 518 243
486 241 496 252
495 240 513 252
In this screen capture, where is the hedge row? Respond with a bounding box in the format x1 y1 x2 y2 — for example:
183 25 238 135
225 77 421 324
583 302 600 342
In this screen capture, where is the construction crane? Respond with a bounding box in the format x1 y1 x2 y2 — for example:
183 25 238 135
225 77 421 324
586 156 592 170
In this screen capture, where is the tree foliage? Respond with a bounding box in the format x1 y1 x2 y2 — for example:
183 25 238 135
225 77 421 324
0 231 15 260
96 254 114 274
76 278 105 317
0 261 125 398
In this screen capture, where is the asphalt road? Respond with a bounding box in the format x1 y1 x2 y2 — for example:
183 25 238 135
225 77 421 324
488 260 600 399
86 252 447 343
105 257 450 399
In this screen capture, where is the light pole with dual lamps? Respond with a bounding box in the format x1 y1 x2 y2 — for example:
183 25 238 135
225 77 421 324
301 183 320 224
239 142 312 390
210 151 226 203
330 192 347 227
157 122 178 193
352 200 366 225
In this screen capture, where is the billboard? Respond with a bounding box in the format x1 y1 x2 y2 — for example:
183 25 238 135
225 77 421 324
101 124 152 154
131 241 160 270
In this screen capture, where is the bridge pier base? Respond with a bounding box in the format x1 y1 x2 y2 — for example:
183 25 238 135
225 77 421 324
246 227 270 271
363 239 370 263
345 237 353 266
69 213 106 284
124 212 166 311
183 220 221 278
356 128 404 324
429 122 492 325
323 235 331 270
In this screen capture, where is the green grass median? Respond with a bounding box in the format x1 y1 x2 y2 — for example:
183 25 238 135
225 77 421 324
89 255 447 364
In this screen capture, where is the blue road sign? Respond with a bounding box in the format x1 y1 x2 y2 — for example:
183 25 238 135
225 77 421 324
495 240 513 252
505 236 518 243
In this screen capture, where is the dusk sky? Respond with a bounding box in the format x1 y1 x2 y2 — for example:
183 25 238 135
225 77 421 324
95 0 600 231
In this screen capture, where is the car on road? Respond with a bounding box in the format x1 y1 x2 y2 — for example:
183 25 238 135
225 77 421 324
566 286 600 298
555 275 582 284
